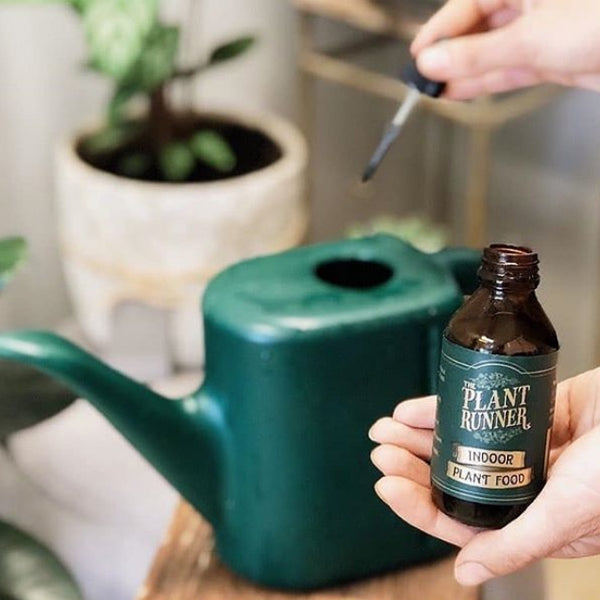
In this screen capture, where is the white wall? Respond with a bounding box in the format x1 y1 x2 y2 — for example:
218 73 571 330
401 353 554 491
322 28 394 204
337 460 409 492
0 5 104 329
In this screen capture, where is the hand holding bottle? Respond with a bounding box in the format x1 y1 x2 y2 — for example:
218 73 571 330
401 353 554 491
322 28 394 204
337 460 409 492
412 0 600 99
369 367 600 585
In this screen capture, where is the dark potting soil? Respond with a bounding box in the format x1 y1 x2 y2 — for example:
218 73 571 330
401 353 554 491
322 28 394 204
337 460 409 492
76 115 283 183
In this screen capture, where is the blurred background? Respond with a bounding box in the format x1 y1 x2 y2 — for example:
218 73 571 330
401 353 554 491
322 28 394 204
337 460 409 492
1 1 600 599
3 1 600 375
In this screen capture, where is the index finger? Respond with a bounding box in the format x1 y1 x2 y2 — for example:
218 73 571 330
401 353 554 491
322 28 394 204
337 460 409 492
411 0 508 54
393 395 437 429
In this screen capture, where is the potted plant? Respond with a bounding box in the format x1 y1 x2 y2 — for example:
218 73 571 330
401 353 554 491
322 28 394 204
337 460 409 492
0 237 82 600
19 0 308 367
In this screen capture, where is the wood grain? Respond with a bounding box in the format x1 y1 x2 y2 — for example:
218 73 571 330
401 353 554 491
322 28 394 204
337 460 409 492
138 502 479 600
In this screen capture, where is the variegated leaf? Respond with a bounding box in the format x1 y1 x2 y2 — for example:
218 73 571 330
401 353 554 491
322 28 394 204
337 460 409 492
83 0 157 80
122 23 179 91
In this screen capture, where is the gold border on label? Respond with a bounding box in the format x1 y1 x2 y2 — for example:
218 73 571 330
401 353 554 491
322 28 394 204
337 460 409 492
446 461 533 489
454 445 526 469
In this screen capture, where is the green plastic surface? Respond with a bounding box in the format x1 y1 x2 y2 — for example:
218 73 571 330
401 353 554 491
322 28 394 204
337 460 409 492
0 236 480 589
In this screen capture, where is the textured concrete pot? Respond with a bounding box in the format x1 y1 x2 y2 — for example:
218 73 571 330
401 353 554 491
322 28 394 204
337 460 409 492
55 109 308 368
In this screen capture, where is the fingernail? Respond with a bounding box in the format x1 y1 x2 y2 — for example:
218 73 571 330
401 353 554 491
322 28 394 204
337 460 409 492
455 562 493 586
374 477 391 500
370 447 383 470
418 44 450 75
368 419 383 440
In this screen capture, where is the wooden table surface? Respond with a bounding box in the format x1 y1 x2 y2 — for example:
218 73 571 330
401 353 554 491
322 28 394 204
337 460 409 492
138 501 478 600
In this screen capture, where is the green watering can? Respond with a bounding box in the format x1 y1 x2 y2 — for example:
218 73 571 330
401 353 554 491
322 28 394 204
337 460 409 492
0 236 479 589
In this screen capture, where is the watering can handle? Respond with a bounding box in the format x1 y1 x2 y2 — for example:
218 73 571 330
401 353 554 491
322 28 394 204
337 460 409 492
432 246 481 296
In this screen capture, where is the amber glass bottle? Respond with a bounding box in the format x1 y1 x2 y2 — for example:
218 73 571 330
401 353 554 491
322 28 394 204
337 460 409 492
430 245 559 529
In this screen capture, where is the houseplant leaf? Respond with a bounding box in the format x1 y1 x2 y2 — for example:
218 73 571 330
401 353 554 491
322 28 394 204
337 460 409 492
107 85 139 126
159 142 195 182
118 152 152 179
0 361 77 440
189 130 236 173
0 238 26 292
122 24 179 92
83 0 157 81
66 0 90 12
346 216 448 254
0 520 82 600
80 121 142 156
208 36 256 66
174 35 256 79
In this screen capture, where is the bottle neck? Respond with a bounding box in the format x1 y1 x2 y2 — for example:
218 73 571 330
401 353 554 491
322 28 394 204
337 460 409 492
477 244 539 298
479 280 536 300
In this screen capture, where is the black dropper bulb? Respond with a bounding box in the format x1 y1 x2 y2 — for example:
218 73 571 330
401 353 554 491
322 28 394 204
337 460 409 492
401 59 446 98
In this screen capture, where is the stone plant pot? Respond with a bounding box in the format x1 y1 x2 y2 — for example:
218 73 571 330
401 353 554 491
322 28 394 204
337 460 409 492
55 109 308 368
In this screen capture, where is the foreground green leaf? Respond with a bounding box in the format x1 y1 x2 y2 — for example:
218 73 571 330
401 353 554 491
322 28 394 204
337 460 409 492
208 36 256 66
174 35 256 79
118 152 152 178
81 121 142 156
0 238 27 292
159 142 195 181
83 0 157 81
67 0 89 11
122 23 179 91
108 85 139 126
0 362 77 440
189 130 236 173
0 521 82 600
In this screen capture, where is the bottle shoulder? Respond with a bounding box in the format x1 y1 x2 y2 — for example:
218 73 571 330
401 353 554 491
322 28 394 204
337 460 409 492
446 288 559 356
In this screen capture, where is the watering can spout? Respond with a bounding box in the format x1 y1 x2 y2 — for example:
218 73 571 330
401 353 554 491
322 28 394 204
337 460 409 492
0 330 224 525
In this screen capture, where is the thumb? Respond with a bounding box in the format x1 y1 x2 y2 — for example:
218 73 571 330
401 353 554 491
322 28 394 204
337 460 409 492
416 21 533 81
454 483 572 586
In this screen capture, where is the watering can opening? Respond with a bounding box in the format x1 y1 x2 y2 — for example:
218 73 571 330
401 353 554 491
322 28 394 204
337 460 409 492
314 258 394 290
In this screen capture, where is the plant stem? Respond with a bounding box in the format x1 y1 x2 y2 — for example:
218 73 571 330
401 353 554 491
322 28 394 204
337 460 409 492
149 84 173 151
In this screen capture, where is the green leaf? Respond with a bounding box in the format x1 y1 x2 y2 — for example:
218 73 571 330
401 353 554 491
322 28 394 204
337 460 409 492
83 0 157 81
0 362 77 440
346 216 448 254
0 238 27 292
81 121 141 156
117 152 152 178
208 36 256 66
0 521 82 600
67 0 89 11
189 130 236 173
159 142 195 182
108 85 139 125
122 24 179 91
174 35 256 79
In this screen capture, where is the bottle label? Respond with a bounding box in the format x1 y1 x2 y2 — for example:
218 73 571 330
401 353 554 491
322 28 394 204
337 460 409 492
431 337 558 505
